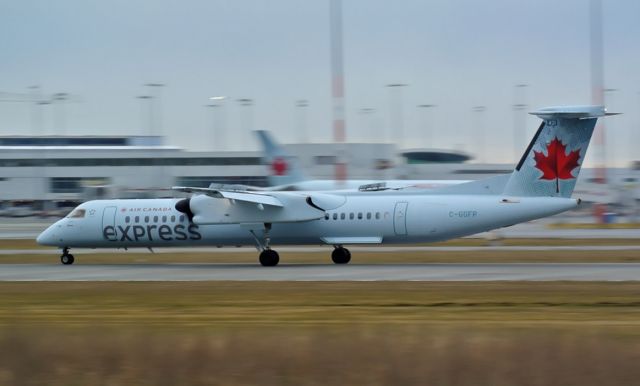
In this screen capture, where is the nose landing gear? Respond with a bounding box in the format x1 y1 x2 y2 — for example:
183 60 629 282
60 247 75 265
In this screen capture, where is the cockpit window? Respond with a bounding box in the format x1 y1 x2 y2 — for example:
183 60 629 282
67 209 86 219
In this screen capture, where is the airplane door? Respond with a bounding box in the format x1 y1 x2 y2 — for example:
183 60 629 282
102 206 117 241
393 202 408 236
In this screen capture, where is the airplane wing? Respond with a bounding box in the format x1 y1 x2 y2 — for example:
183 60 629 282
172 186 283 207
172 186 346 225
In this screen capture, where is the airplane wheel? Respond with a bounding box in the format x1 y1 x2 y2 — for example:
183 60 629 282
331 247 351 264
259 249 279 267
61 254 75 265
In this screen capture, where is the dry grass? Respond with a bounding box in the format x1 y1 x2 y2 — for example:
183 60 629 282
1 282 640 385
3 281 640 327
1 328 639 386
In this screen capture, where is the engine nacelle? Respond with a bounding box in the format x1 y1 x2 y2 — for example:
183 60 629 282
185 192 343 225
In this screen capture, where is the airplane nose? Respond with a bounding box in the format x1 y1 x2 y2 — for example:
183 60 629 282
36 224 59 246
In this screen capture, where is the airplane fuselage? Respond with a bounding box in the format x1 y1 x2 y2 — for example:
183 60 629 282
38 194 577 249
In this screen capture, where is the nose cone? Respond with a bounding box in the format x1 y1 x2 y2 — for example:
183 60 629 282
37 224 60 246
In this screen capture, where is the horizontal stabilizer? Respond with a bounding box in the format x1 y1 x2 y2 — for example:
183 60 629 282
529 105 616 120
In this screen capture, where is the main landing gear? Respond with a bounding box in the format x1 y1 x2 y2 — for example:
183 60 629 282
60 247 74 265
331 246 351 264
259 249 280 267
250 223 280 267
249 223 352 267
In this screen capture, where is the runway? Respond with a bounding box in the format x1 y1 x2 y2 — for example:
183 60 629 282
1 263 640 281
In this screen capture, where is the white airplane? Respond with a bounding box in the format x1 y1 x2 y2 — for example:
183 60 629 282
255 130 469 191
37 106 613 266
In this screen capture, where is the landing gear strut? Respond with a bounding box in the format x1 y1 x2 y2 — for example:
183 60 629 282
60 247 75 265
250 223 280 267
331 246 351 264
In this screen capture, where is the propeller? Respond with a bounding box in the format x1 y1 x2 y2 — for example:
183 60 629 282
175 198 194 222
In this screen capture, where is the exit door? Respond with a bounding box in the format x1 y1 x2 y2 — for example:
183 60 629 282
102 206 117 241
393 202 408 236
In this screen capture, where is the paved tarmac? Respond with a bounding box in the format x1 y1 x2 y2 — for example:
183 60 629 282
1 263 640 281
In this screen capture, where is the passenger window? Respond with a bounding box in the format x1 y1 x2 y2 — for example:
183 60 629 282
135 216 140 223
375 212 380 220
358 212 363 220
144 216 149 223
153 216 158 222
324 213 329 220
340 213 345 220
162 216 167 222
66 209 86 219
179 215 185 222
171 215 176 222
125 216 130 223
349 213 354 220
367 212 371 220
333 213 338 220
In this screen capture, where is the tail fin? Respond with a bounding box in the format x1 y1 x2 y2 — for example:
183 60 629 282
254 130 308 187
503 105 613 198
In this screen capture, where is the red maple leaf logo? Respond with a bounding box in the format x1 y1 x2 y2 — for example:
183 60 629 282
533 137 581 193
271 157 288 176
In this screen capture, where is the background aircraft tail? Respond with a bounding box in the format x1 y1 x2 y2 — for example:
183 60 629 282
503 105 611 198
254 130 308 187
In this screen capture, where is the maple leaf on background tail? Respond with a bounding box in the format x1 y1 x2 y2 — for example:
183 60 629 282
271 157 288 176
533 137 581 193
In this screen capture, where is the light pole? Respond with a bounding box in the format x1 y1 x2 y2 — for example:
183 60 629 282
136 95 153 137
472 106 487 163
385 83 408 146
513 84 528 159
52 92 69 135
604 88 618 166
208 96 227 150
357 108 376 142
27 85 44 135
204 104 219 150
144 83 165 143
295 99 309 143
417 104 436 148
237 98 254 149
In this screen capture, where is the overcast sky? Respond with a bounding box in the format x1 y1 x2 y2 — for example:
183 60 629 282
1 0 638 165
